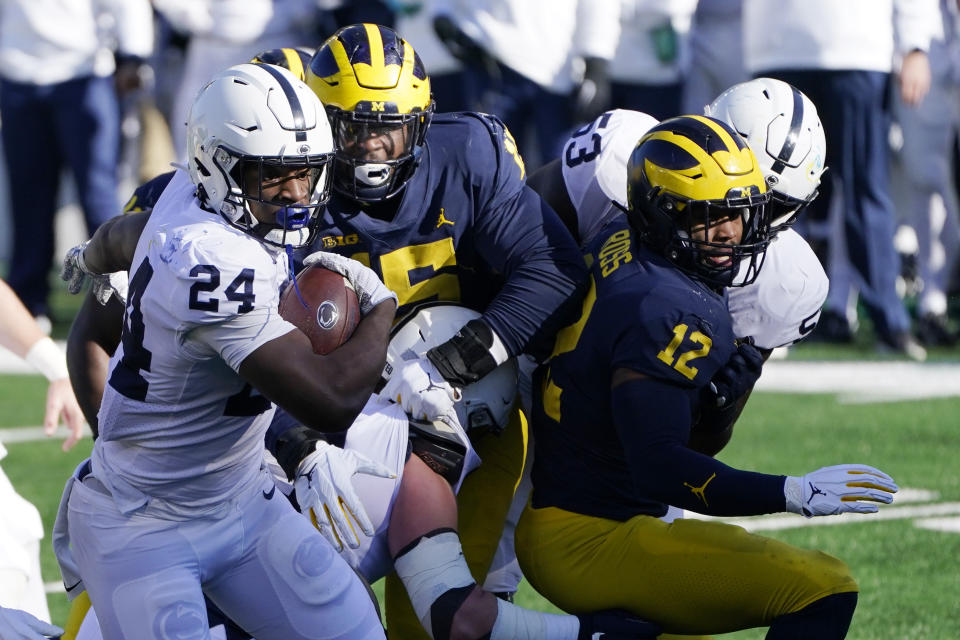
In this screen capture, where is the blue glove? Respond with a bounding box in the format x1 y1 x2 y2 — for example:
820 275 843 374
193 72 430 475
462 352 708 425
577 609 661 639
708 339 764 408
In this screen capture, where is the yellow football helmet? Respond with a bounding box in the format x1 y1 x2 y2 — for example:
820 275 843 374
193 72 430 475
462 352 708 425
626 115 771 287
306 23 433 202
250 47 314 82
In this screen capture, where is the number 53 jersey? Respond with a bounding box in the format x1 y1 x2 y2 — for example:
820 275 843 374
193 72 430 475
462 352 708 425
93 170 296 516
531 217 738 521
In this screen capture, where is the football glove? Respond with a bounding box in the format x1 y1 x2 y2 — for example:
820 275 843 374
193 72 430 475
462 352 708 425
61 240 128 305
784 464 899 517
294 440 394 551
576 609 661 639
433 14 495 69
0 606 64 640
707 339 764 408
302 251 398 315
381 357 461 422
572 57 612 124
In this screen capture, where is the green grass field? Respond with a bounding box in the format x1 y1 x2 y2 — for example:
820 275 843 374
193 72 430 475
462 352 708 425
4 371 960 639
3 284 960 639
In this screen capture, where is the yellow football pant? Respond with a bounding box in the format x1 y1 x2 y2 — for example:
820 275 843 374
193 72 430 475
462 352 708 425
385 408 528 639
61 591 91 640
515 504 858 637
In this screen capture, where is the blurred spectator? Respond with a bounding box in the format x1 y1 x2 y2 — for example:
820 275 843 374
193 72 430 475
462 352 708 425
154 0 322 160
744 0 939 360
395 0 468 112
316 0 398 33
0 276 85 628
608 0 696 121
0 0 153 325
891 0 960 346
432 0 620 168
681 0 748 114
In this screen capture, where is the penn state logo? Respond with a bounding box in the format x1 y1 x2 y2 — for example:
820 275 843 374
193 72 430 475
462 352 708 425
316 300 340 330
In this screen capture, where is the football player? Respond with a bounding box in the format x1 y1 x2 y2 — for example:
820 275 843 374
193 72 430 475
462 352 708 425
513 116 899 638
64 47 316 438
301 23 587 639
53 63 395 640
486 87 831 601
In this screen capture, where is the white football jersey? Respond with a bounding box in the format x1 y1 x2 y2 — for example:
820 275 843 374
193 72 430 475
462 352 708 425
727 228 828 349
561 109 659 246
92 170 296 515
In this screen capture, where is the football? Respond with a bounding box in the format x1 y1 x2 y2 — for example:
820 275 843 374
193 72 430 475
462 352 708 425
279 264 361 355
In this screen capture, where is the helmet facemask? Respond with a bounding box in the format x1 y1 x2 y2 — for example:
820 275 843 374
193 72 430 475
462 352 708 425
636 187 770 288
328 104 433 202
766 182 818 234
199 144 333 249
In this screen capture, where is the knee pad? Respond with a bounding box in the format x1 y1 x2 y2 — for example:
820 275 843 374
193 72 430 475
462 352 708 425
393 529 476 640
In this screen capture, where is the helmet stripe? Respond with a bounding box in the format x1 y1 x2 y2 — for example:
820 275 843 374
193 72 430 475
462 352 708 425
257 63 307 142
282 48 306 83
770 85 804 175
365 23 384 70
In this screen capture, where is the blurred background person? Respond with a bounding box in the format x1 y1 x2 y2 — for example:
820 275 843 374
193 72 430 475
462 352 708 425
394 0 468 112
0 0 153 329
744 0 939 360
432 0 620 169
890 0 960 347
681 0 747 114
154 0 323 161
608 0 697 121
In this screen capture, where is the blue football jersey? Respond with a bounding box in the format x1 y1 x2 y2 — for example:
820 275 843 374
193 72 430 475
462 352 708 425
122 170 175 214
300 112 586 357
530 217 739 520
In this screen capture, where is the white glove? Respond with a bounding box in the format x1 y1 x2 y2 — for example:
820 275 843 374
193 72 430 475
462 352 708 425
61 240 127 305
785 464 898 517
294 440 394 551
380 357 461 422
302 251 398 314
0 606 64 640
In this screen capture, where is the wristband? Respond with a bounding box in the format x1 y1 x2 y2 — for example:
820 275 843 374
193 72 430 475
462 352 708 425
25 337 69 381
427 319 505 387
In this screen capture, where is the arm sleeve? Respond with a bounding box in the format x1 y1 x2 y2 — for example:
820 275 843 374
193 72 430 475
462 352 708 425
470 116 589 357
612 376 786 516
894 0 940 54
574 0 621 60
98 0 155 59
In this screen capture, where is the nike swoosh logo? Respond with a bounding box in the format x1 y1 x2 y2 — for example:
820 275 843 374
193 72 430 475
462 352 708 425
263 484 276 500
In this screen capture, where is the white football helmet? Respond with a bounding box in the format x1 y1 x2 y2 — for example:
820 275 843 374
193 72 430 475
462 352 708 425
186 63 335 248
386 303 518 434
705 78 826 234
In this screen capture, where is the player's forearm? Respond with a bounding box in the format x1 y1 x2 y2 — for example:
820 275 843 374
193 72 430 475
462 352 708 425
254 300 395 432
83 211 149 274
65 293 123 435
613 377 785 516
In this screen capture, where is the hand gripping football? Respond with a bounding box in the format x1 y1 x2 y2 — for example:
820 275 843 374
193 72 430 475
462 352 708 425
279 264 361 355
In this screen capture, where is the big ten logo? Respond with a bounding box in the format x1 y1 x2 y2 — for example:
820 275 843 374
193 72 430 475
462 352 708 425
598 229 632 277
320 234 360 249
